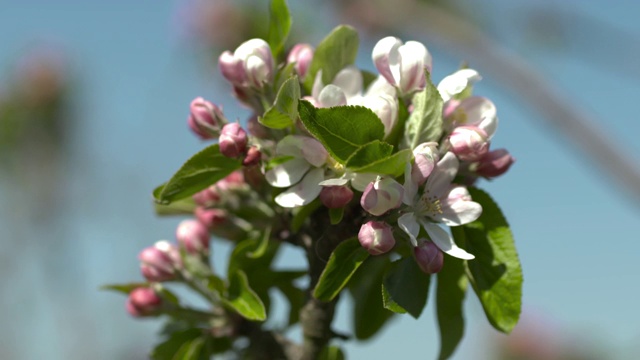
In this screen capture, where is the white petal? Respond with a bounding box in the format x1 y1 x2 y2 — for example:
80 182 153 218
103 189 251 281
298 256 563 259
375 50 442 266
437 200 482 226
398 41 428 94
265 158 310 188
350 172 377 192
246 55 269 86
276 135 305 157
362 94 398 137
332 65 363 99
275 168 324 208
276 135 328 167
426 152 459 197
422 222 474 260
437 69 481 102
311 70 324 99
398 213 420 247
372 36 402 86
318 84 347 107
319 177 349 186
458 96 497 138
365 75 397 97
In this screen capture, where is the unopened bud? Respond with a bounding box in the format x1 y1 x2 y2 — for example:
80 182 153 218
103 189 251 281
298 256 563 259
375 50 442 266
242 146 262 166
319 185 353 208
218 51 247 85
476 149 515 178
176 219 210 255
192 186 220 207
360 176 404 216
412 142 439 186
138 241 181 282
195 207 227 230
219 123 248 158
287 43 314 79
414 241 444 274
188 97 226 140
449 126 489 162
358 221 396 255
126 287 163 317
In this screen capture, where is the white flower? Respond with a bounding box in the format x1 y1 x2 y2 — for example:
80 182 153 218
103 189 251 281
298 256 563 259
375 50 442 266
265 135 328 208
219 39 274 88
448 96 498 139
372 36 432 95
437 68 482 102
398 152 482 259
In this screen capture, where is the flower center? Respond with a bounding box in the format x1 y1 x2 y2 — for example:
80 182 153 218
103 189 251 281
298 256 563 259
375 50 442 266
418 191 443 218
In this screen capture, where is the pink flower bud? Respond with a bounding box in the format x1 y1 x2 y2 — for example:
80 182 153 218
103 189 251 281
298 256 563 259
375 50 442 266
372 36 432 95
192 186 221 207
287 43 314 79
242 146 262 166
412 142 439 186
414 241 444 274
358 221 396 255
195 207 227 230
188 97 226 140
218 51 247 85
219 123 248 158
449 126 490 162
176 219 210 254
319 185 354 208
138 241 181 282
216 170 245 191
360 177 404 216
476 149 515 178
126 287 163 317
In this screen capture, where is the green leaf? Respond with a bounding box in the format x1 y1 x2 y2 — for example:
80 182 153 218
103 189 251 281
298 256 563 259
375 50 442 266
348 147 412 177
313 238 370 301
260 76 300 129
304 25 359 89
436 256 468 360
345 140 393 168
154 144 242 205
349 256 394 340
154 196 196 216
385 99 409 149
382 257 431 318
247 226 271 259
318 345 346 360
452 187 522 333
267 0 291 58
101 282 148 295
401 72 443 150
173 337 207 360
150 329 201 360
329 207 344 225
298 101 385 163
225 270 267 321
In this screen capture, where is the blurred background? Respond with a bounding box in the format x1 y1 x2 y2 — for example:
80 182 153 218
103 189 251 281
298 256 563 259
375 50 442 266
1 0 639 359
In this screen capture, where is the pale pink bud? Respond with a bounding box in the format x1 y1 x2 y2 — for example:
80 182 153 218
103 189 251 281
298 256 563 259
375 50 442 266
192 186 220 207
126 287 162 317
412 142 439 186
476 149 515 178
219 123 248 158
242 146 262 166
358 221 396 255
414 241 444 274
287 43 314 79
218 51 247 85
372 36 432 95
319 185 354 208
449 126 490 162
176 219 210 254
138 241 181 282
234 39 274 88
188 97 226 140
360 177 404 216
195 207 227 230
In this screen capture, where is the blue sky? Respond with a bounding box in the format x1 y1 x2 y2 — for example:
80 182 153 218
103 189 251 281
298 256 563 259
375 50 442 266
1 1 639 359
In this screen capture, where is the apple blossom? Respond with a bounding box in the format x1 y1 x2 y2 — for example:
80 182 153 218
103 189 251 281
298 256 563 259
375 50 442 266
139 241 181 282
126 287 163 317
414 240 444 274
360 176 404 216
287 43 314 79
188 97 227 140
176 219 210 254
476 148 515 178
358 221 396 255
372 36 432 95
219 38 274 88
449 126 490 161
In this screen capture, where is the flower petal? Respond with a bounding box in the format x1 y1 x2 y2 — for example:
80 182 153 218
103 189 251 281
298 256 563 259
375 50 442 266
426 152 459 197
311 70 324 99
276 135 328 167
349 172 377 192
437 200 482 226
265 158 310 188
372 36 402 86
398 212 420 247
403 163 418 205
398 41 428 94
275 168 324 208
457 96 498 138
318 84 347 107
437 68 481 102
332 65 363 100
365 75 397 98
319 177 349 186
422 222 474 260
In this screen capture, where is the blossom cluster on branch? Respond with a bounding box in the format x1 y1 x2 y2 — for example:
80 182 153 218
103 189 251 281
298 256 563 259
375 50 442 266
106 1 521 359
